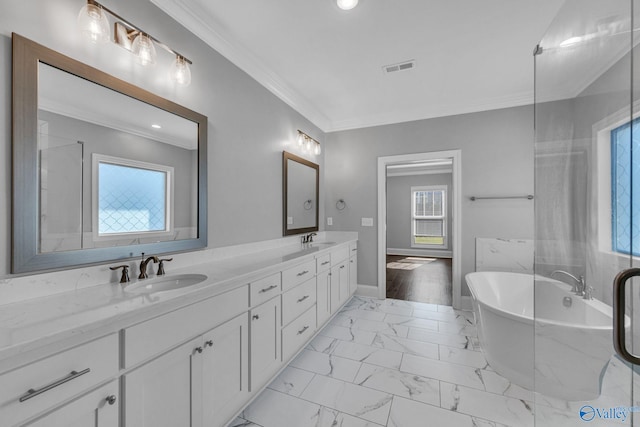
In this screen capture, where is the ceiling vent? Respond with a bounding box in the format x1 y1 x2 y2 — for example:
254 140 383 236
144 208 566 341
383 60 416 74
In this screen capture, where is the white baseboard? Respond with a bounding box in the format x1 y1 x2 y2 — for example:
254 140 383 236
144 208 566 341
387 248 453 258
355 284 379 298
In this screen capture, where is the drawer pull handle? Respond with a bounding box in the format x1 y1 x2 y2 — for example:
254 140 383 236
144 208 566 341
19 368 91 403
340 265 345 269
259 285 278 293
106 395 117 405
297 326 309 335
352 248 357 252
321 261 330 266
297 295 309 303
297 270 309 277
204 340 214 348
252 314 260 320
195 346 203 354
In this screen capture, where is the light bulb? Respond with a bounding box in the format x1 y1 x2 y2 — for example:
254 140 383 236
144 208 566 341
77 3 110 43
169 56 192 86
314 142 321 155
337 0 359 10
297 132 305 147
132 33 156 66
305 138 312 152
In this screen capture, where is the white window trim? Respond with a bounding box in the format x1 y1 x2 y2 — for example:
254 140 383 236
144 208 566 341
593 103 640 259
92 153 174 242
410 185 448 249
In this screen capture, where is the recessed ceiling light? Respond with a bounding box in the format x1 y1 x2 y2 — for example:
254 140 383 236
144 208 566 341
151 124 162 129
337 0 359 11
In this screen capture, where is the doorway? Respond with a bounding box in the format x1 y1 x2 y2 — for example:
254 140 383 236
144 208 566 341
377 150 461 308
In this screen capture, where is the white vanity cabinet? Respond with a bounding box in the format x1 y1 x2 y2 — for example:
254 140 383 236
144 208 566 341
124 313 249 427
2 237 358 427
349 241 358 294
249 296 281 392
0 334 119 427
26 381 119 427
316 253 332 326
122 286 249 427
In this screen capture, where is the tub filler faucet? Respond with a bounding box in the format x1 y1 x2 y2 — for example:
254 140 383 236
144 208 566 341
550 270 587 297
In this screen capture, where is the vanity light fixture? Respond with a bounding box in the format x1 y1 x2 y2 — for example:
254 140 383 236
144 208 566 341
78 0 193 86
77 1 110 43
337 0 359 10
297 130 321 156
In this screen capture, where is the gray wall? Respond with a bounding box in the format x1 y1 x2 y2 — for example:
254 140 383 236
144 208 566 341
0 0 324 277
325 105 535 288
386 173 453 252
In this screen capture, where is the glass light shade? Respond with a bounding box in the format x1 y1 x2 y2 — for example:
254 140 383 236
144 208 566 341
77 3 110 43
169 56 192 86
305 138 312 152
297 133 305 147
131 33 157 66
314 142 321 155
337 0 359 10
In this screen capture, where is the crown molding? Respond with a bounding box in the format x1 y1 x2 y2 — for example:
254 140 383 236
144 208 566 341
151 0 332 131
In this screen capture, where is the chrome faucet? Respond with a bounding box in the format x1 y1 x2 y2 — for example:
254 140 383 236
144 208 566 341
138 253 159 279
301 232 317 244
550 270 586 296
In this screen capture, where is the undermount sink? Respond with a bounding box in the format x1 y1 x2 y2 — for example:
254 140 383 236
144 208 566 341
125 274 208 294
308 241 336 248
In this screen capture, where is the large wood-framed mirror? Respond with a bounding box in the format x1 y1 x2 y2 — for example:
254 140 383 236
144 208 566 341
283 151 319 236
12 33 208 273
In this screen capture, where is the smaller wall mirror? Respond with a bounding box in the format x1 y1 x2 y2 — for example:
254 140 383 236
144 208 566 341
283 151 319 235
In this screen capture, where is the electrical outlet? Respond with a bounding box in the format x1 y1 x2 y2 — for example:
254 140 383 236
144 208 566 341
327 217 333 226
361 217 374 227
287 216 293 225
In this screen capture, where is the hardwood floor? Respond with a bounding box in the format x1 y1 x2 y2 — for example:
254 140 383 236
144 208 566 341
385 255 452 306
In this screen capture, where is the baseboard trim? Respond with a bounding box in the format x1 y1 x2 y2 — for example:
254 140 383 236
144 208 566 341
387 248 453 258
355 284 379 298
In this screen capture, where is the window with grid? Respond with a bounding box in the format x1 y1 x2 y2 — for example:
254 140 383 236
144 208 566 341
611 118 640 256
411 186 447 247
94 154 172 237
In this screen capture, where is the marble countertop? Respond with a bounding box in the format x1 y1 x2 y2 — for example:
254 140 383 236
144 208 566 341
0 234 357 369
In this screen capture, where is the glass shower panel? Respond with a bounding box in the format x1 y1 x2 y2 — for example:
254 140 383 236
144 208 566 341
534 0 636 425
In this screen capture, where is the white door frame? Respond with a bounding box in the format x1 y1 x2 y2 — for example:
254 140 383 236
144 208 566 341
377 150 462 308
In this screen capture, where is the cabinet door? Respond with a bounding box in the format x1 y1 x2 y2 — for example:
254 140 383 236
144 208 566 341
316 270 331 325
26 381 119 427
124 338 200 427
330 265 341 313
349 256 358 296
250 296 282 391
338 262 349 305
201 313 249 427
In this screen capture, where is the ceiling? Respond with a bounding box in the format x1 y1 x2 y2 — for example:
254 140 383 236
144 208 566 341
152 0 565 132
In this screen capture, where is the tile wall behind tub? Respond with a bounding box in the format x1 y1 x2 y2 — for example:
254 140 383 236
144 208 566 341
475 238 534 274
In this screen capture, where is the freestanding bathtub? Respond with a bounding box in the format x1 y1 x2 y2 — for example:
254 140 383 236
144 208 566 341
466 271 622 401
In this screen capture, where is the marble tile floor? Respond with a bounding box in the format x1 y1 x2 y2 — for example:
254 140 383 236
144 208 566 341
230 296 634 427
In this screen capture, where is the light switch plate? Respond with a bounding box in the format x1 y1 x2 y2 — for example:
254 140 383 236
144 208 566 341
287 216 294 225
327 217 333 226
361 217 374 227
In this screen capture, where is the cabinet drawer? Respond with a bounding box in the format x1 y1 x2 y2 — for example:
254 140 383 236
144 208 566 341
282 277 317 326
316 253 331 273
124 285 248 368
0 334 118 427
349 241 358 256
250 273 281 307
282 306 316 362
282 260 316 292
331 246 349 264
